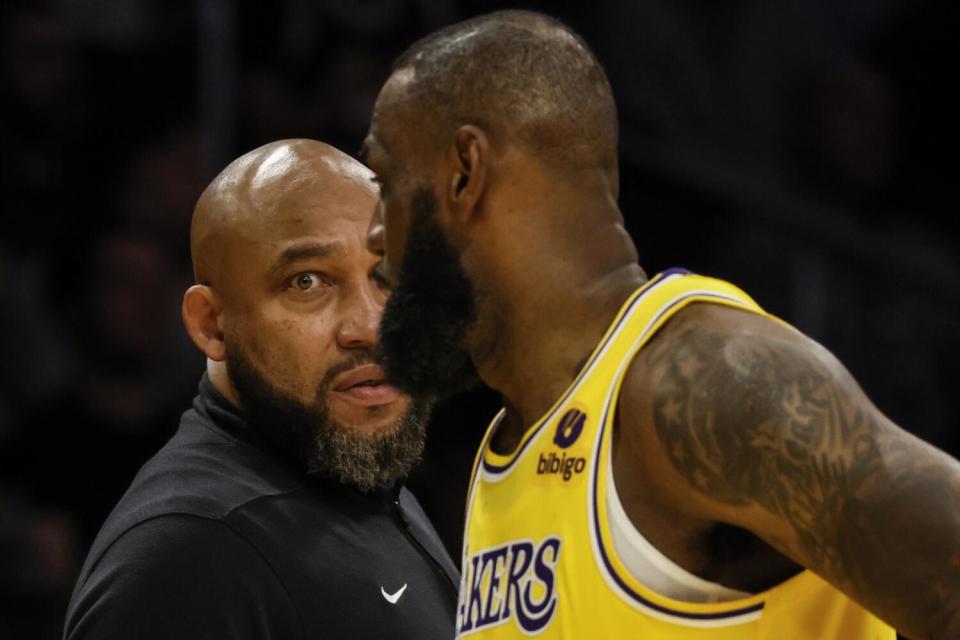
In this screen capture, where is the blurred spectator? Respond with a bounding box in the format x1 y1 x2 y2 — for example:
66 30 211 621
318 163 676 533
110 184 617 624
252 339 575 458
789 61 897 210
0 489 80 640
1 227 199 546
1 3 93 250
117 128 205 259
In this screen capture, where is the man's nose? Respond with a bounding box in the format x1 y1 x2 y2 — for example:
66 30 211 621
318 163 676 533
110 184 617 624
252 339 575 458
336 281 382 351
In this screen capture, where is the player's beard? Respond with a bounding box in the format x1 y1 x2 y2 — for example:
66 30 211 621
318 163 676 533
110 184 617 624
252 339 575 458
377 187 481 400
226 344 430 492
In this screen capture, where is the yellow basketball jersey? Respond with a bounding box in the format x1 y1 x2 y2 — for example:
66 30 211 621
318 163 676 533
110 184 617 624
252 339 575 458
457 269 894 639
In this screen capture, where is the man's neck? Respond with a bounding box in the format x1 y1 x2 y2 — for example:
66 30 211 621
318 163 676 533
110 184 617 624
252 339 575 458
207 359 242 408
479 256 646 452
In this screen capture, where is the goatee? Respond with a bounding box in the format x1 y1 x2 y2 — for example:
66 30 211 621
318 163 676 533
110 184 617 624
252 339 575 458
227 345 430 492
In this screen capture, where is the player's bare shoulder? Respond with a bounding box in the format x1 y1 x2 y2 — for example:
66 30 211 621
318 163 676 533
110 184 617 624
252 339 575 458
618 301 960 639
618 300 880 515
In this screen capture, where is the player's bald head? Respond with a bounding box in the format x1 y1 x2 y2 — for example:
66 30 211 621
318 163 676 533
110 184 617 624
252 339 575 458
378 10 618 174
191 139 375 288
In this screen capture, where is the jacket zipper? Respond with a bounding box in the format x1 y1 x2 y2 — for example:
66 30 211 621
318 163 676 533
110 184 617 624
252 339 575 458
389 491 459 596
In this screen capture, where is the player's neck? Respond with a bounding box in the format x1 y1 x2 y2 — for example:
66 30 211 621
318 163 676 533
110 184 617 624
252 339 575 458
477 247 646 442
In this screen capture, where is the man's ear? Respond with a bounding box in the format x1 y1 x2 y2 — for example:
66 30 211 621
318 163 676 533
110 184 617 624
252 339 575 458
182 285 227 361
446 125 489 223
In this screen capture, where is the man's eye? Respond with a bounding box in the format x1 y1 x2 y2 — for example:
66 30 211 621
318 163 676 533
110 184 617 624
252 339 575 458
292 272 323 291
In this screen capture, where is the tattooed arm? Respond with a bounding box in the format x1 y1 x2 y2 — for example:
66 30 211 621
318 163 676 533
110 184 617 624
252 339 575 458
621 302 960 640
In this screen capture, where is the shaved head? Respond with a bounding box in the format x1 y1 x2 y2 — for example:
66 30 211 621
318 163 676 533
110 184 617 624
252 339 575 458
191 139 375 288
381 10 618 173
182 138 429 490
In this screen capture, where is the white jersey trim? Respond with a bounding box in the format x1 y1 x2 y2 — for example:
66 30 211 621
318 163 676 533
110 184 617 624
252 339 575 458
586 288 766 628
605 458 754 603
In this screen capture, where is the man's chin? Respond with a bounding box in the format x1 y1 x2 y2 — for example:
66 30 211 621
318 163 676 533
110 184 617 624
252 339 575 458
325 394 411 438
227 343 429 489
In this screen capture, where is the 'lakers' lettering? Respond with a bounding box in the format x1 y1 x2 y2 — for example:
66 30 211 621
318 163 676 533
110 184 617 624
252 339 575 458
458 537 562 636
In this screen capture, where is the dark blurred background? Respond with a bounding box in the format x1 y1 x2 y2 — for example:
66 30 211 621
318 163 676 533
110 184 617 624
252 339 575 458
1 0 957 637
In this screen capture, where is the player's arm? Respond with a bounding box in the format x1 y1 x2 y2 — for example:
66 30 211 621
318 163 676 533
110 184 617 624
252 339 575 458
623 303 960 640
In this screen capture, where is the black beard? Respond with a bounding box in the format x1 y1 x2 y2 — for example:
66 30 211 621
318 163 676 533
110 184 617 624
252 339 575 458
226 344 430 492
377 187 480 400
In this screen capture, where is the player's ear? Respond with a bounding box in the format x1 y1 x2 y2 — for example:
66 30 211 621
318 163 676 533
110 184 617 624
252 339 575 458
446 125 489 223
182 284 227 361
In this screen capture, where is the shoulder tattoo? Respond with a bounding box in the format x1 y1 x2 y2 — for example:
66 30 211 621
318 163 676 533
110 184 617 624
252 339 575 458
643 318 884 577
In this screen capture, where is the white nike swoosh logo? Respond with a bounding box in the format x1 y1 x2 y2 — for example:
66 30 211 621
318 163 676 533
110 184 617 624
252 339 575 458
381 583 408 604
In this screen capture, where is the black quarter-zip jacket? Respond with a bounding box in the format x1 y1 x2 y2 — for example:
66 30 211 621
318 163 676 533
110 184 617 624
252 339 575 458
63 375 459 639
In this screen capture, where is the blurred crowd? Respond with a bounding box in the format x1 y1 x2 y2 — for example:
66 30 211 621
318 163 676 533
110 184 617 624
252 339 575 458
1 1 956 637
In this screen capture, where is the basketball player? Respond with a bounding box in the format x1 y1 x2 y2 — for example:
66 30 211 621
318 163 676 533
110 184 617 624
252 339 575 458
360 10 960 639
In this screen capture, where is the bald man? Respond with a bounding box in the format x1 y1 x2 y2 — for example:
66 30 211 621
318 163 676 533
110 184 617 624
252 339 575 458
63 140 458 640
361 10 960 640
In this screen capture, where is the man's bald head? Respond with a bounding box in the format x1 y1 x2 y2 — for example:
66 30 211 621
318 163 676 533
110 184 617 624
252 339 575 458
381 10 618 174
182 139 427 490
191 139 375 287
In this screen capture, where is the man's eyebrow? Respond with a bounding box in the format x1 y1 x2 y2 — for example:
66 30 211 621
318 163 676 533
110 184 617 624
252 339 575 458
269 242 343 277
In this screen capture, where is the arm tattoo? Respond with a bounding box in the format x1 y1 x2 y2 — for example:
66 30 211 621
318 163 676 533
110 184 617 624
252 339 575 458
647 321 881 576
645 317 960 638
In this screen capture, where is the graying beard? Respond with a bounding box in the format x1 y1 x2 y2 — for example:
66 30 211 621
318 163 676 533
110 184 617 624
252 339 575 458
308 408 428 492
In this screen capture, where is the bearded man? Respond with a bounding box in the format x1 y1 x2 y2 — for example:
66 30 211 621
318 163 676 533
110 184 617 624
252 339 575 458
63 140 458 639
361 10 960 640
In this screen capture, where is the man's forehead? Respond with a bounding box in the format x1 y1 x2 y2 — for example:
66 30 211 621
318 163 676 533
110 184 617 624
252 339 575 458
366 107 433 176
358 134 381 165
234 198 375 280
235 169 374 252
359 128 399 176
386 67 417 92
259 180 373 231
368 68 419 139
193 139 378 285
265 236 358 278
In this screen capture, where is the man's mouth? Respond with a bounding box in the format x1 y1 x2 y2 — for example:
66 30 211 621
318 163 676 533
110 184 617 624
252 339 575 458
331 364 399 406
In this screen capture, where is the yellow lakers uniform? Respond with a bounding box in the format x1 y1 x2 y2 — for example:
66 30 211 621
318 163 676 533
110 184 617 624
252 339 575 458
456 269 894 639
